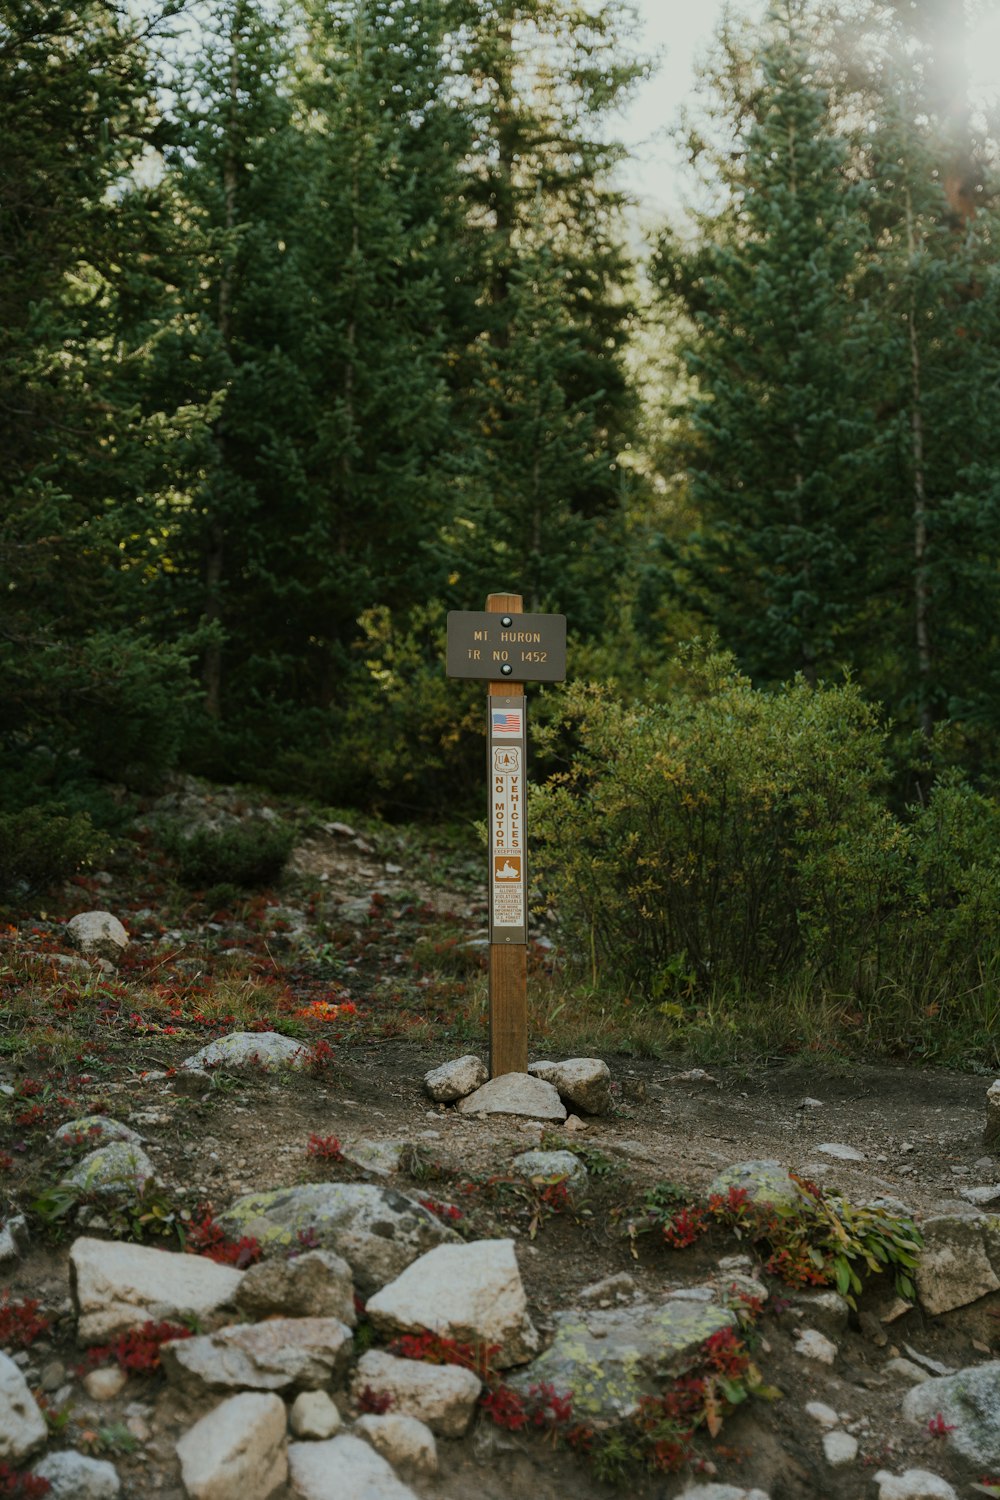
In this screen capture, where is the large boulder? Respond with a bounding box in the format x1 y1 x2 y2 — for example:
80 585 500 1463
63 1142 156 1198
175 1391 287 1500
32 1452 120 1499
985 1079 1000 1151
456 1073 565 1122
53 1116 142 1148
182 1032 309 1072
288 1434 417 1499
234 1249 355 1325
66 912 129 963
902 1361 1000 1467
162 1317 353 1397
70 1236 243 1344
423 1056 487 1103
706 1161 809 1214
218 1184 460 1295
351 1351 481 1438
914 1213 1000 1315
508 1293 736 1426
354 1414 437 1477
528 1058 612 1115
366 1239 539 1369
0 1352 47 1460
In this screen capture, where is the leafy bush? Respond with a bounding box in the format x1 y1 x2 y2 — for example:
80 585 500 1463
0 807 111 896
531 653 899 996
162 819 295 889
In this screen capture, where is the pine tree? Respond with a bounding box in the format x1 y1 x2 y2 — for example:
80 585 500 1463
449 0 644 625
0 0 202 798
848 7 1000 752
656 1 880 686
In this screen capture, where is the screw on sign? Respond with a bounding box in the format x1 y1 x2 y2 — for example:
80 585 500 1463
446 593 567 1077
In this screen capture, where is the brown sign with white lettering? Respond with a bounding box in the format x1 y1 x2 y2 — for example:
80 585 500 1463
446 611 567 682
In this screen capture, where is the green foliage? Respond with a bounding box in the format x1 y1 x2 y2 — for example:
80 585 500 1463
160 819 296 889
0 809 110 898
532 653 898 995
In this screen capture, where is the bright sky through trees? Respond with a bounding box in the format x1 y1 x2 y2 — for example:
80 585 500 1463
617 0 755 212
619 0 1000 214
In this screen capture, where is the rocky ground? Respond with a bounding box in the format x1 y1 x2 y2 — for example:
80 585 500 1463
0 776 998 1500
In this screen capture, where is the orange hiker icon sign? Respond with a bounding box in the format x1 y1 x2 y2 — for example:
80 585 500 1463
494 856 521 881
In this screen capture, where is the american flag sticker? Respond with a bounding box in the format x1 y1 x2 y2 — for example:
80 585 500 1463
491 710 523 737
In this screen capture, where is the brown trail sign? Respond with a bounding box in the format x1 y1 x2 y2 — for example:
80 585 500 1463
446 593 567 1077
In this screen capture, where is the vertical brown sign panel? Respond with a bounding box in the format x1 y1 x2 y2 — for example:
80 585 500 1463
489 695 527 945
487 593 528 1077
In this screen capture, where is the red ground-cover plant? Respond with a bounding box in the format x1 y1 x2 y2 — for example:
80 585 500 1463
356 1385 394 1414
306 1134 343 1162
82 1320 193 1374
0 1294 51 1349
480 1381 594 1452
662 1206 709 1249
12 1104 47 1131
307 1040 336 1073
0 1462 50 1497
185 1206 262 1268
388 1331 500 1384
418 1198 463 1223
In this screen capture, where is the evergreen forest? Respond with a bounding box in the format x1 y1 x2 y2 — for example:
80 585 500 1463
4 0 1000 1061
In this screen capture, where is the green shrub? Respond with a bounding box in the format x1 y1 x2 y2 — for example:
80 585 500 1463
163 820 296 889
530 652 902 997
0 807 111 896
1 629 198 793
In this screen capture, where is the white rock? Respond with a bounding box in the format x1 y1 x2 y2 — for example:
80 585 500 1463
366 1239 539 1368
351 1351 481 1437
354 1414 437 1475
53 1115 141 1147
0 1215 29 1265
219 1183 459 1297
884 1358 929 1384
510 1149 587 1190
804 1400 839 1428
816 1142 865 1161
985 1079 1000 1148
677 1486 772 1499
82 1366 128 1401
234 1250 355 1325
66 912 129 961
341 1140 405 1177
33 1452 120 1499
182 1032 309 1072
875 1469 958 1500
528 1057 611 1114
822 1430 858 1465
64 1142 156 1197
176 1391 287 1500
288 1434 417 1499
0 1351 47 1460
959 1184 1000 1206
71 1236 243 1344
162 1317 353 1396
289 1391 342 1440
915 1213 1000 1315
423 1056 487 1103
456 1073 565 1122
793 1328 838 1364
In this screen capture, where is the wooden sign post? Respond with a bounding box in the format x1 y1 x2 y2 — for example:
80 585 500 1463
446 592 567 1077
